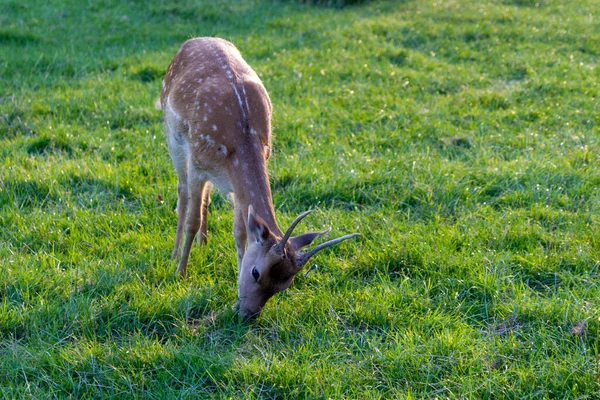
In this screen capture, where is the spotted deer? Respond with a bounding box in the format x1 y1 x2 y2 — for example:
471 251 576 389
160 37 359 318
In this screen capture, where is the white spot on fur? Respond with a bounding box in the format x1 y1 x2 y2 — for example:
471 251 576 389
250 128 257 135
233 158 239 166
218 145 228 155
232 85 245 119
241 84 250 118
212 124 217 131
197 134 216 147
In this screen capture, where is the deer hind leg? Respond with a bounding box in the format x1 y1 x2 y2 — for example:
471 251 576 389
233 201 247 273
196 182 213 245
176 168 208 278
167 133 188 260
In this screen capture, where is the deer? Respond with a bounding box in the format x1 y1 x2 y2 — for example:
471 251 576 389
160 37 359 318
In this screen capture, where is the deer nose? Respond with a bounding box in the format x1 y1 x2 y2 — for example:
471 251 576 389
240 310 259 322
239 307 260 319
235 301 261 321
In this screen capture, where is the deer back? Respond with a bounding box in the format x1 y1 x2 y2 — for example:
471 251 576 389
160 37 272 175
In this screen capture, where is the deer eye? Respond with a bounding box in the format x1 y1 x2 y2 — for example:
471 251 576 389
251 267 260 282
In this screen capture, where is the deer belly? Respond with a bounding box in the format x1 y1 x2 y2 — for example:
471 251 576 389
208 170 233 193
192 166 233 194
189 143 234 194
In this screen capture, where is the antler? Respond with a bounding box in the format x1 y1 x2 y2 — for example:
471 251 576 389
296 233 360 267
273 210 313 253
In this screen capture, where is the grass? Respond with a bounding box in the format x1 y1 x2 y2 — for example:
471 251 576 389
1 0 599 397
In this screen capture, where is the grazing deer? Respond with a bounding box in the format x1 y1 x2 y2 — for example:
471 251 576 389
160 37 359 318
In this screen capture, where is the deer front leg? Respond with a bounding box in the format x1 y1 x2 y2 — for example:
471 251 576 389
168 135 189 260
196 182 212 245
172 181 188 259
233 203 247 273
176 173 208 278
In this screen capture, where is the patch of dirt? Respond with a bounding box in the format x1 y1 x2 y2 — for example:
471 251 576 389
492 315 522 336
570 320 587 338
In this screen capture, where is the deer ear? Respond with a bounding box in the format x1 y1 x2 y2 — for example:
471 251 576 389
247 205 270 244
289 229 330 250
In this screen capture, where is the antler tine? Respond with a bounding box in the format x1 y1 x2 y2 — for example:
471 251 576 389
275 210 313 251
296 233 360 267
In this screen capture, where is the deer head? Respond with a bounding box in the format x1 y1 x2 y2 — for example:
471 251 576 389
236 206 359 318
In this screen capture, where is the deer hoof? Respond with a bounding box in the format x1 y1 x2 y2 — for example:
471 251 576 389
196 234 207 246
175 266 188 279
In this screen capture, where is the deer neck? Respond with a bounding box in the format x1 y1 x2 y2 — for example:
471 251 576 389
229 145 282 237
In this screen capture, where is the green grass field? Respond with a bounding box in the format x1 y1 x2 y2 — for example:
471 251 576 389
1 0 599 397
